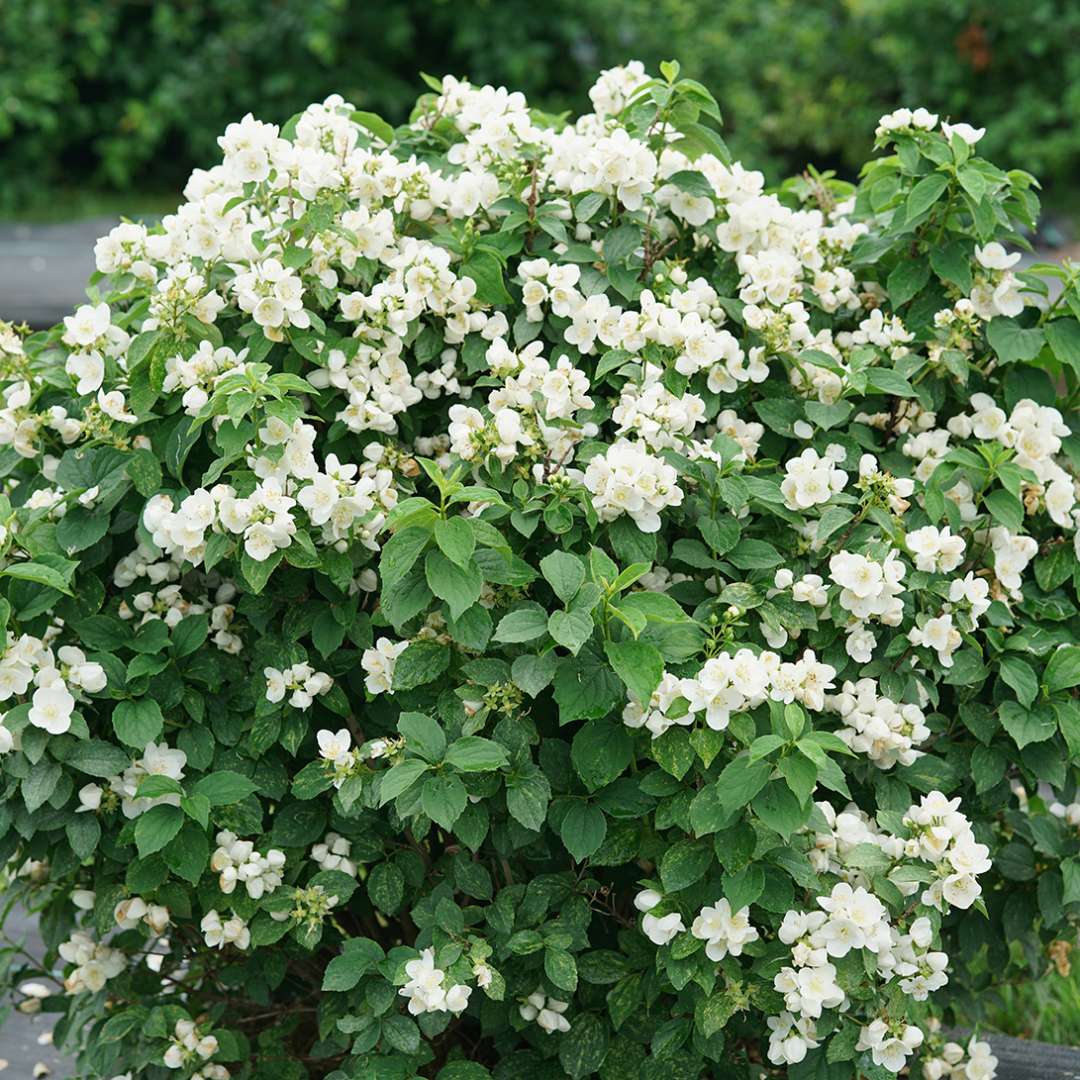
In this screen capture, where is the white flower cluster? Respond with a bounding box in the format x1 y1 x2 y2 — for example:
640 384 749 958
988 526 1039 597
519 989 571 1034
163 340 251 415
633 888 686 945
768 787 990 1068
969 242 1025 322
1050 799 1080 826
691 898 760 959
114 896 170 935
210 830 286 899
907 611 963 668
116 573 243 654
361 636 409 695
678 647 836 732
904 792 991 911
830 549 907 625
163 1019 220 1071
59 931 126 994
86 740 187 820
200 909 251 950
781 446 849 511
583 440 684 533
922 1035 998 1080
263 662 333 708
954 394 1074 526
612 364 705 451
826 678 930 769
311 832 357 877
856 1018 925 1074
399 947 472 1016
621 672 687 739
906 525 966 574
0 632 106 745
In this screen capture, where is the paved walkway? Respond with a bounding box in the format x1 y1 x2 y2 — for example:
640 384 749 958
0 218 124 329
0 909 74 1077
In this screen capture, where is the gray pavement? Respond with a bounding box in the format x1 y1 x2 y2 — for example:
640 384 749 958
0 910 74 1078
0 218 123 330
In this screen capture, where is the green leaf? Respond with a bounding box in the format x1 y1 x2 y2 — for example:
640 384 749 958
171 613 209 658
378 759 430 804
560 802 606 861
434 517 476 567
1046 645 1080 694
752 781 809 838
986 318 1045 364
425 549 482 621
367 862 405 913
380 525 431 586
1046 318 1080 375
494 604 550 643
445 736 508 772
23 761 61 812
505 765 551 831
194 770 257 806
778 752 818 805
397 712 446 762
887 257 930 308
905 172 949 220
392 641 451 691
571 719 634 792
239 548 283 594
659 839 712 892
56 506 111 554
984 489 1024 531
1000 701 1056 750
716 757 771 815
112 699 164 749
62 739 130 777
545 948 578 993
351 110 395 144
180 793 210 829
548 609 594 654
604 639 664 705
134 804 184 857
559 1013 609 1080
322 938 385 991
421 773 467 830
722 864 765 912
511 652 557 696
540 551 586 604
460 249 512 305
164 822 209 884
1 562 73 595
865 368 916 397
1001 655 1039 708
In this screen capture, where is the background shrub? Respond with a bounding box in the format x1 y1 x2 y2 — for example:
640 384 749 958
2 0 1080 213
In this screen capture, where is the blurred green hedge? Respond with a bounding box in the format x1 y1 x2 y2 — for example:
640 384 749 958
2 0 1079 212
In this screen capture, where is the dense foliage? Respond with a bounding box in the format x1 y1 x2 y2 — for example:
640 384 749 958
4 1 1080 213
1 60 1080 1080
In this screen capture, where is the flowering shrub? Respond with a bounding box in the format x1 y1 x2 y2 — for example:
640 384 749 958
1 60 1079 1080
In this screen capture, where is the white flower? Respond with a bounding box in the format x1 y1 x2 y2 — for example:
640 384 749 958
28 681 75 734
941 121 985 146
781 447 848 511
362 637 409 695
691 898 759 960
584 439 684 533
641 911 685 945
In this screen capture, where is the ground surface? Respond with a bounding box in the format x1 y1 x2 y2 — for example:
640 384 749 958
0 909 74 1078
